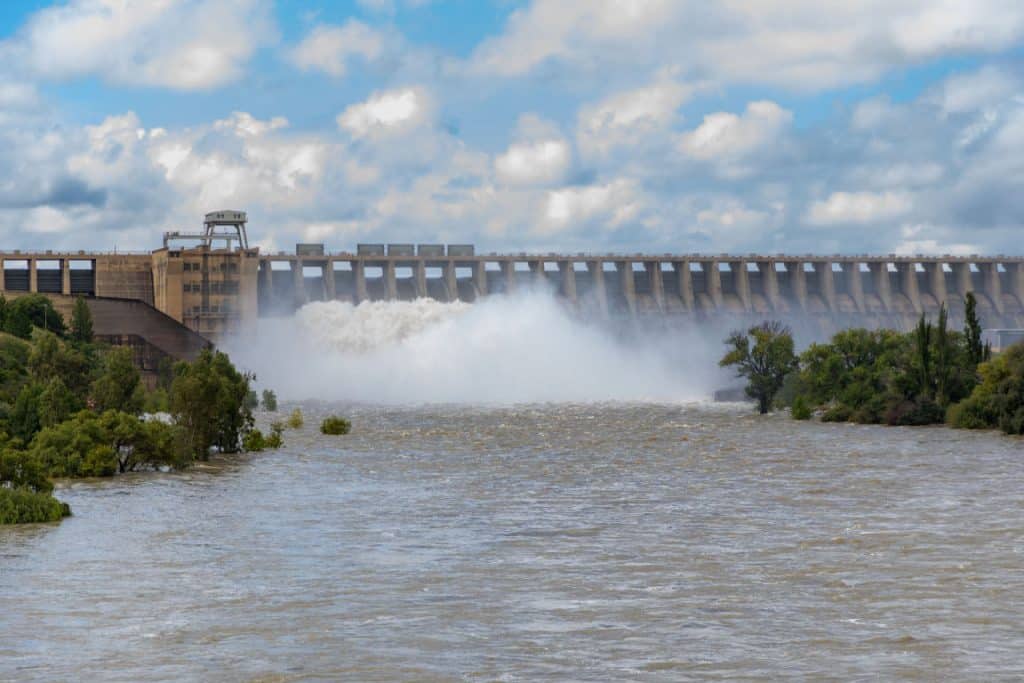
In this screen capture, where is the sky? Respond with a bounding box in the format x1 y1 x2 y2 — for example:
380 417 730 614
1 1 1023 256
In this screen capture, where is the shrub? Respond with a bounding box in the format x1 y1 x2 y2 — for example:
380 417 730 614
320 416 351 435
790 395 812 420
287 408 304 429
947 343 1024 435
242 429 266 452
266 422 284 448
0 487 70 524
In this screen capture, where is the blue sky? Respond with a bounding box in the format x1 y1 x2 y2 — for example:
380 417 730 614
1 1 1023 255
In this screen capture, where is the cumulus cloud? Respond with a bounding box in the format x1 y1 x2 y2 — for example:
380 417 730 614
469 0 678 77
678 101 792 177
7 0 275 90
288 20 385 78
577 74 695 158
468 1 1024 90
805 191 914 226
495 140 571 186
542 180 643 235
337 87 432 138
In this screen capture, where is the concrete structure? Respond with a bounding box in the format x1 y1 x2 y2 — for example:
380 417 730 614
4 213 1024 346
255 251 1024 332
1 291 210 381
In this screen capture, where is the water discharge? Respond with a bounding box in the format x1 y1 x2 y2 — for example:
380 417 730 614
226 290 725 404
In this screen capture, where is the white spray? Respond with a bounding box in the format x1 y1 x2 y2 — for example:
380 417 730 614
225 290 728 404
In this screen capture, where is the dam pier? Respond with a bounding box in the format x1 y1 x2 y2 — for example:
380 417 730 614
1 211 1023 363
259 247 1024 330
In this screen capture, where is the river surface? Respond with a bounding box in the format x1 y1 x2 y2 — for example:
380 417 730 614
1 402 1023 681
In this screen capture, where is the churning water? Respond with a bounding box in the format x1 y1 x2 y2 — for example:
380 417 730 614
225 292 726 404
2 402 1024 681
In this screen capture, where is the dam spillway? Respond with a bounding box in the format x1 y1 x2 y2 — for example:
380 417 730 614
257 251 1024 333
3 241 1024 345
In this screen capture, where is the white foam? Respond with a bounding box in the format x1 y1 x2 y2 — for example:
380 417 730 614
225 290 724 404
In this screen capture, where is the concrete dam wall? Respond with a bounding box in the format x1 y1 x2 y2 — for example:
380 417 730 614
257 253 1024 334
4 247 1024 344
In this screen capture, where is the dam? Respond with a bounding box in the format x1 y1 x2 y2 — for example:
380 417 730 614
1 211 1023 352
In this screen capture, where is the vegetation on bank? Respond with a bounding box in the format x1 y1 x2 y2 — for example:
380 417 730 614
0 295 284 524
719 321 798 414
722 293 1024 435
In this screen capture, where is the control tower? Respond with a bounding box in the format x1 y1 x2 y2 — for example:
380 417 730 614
163 210 249 250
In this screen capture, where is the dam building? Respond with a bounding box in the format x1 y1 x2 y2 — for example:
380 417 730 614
1 210 1024 358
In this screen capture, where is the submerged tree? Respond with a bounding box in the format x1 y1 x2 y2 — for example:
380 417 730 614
261 389 278 412
169 348 254 459
720 321 798 414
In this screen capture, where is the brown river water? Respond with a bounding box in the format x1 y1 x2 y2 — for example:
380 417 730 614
1 402 1023 681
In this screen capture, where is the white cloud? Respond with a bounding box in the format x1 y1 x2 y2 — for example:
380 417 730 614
337 87 432 138
495 139 571 186
214 112 289 138
892 224 978 256
931 65 1019 115
577 75 694 157
10 0 275 90
678 101 792 177
805 191 913 226
542 180 642 234
468 1 1024 90
469 0 677 77
289 20 384 78
0 80 39 110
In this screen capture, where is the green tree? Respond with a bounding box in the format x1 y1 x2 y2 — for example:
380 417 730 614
934 304 953 408
70 296 94 344
261 389 278 412
720 321 798 414
948 343 1024 434
90 347 143 414
169 349 254 459
29 411 117 478
964 292 985 366
27 330 95 397
4 306 32 339
38 377 79 428
913 312 934 399
8 294 65 337
0 446 52 494
9 382 44 444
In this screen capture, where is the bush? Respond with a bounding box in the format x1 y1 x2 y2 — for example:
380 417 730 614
287 408 304 429
320 416 351 435
0 487 70 524
242 429 266 452
790 395 812 420
266 422 284 448
947 344 1024 435
885 397 944 426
